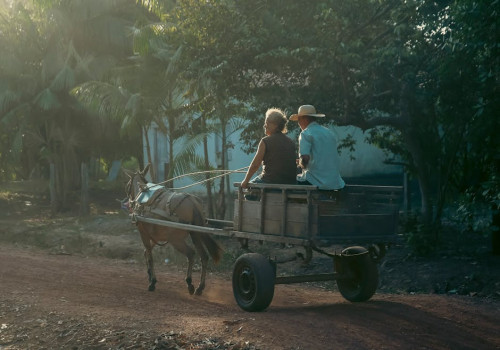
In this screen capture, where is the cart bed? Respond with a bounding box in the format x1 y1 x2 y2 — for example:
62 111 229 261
234 183 403 244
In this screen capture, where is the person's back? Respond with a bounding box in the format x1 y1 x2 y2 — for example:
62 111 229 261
241 108 298 190
297 122 345 190
261 133 297 184
290 105 345 191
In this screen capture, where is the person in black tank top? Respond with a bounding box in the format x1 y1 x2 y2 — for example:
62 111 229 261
241 108 297 189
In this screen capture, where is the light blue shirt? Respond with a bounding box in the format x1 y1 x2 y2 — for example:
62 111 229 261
297 122 345 190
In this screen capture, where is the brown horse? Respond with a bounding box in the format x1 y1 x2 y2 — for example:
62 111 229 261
124 164 223 295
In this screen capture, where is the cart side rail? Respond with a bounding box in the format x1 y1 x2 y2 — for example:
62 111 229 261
232 182 403 244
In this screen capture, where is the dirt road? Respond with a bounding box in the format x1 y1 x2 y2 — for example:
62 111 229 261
1 245 499 350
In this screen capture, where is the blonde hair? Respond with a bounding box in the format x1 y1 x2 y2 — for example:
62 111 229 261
265 108 288 133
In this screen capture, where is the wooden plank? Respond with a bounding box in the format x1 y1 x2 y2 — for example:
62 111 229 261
281 190 287 236
135 215 226 235
234 201 317 223
252 192 308 205
259 189 266 233
234 182 317 191
233 199 318 237
319 214 398 237
344 184 404 191
228 231 310 246
133 215 312 246
237 186 243 231
236 217 318 237
231 183 403 244
306 190 312 239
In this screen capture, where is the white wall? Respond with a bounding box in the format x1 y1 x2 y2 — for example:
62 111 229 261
335 125 402 178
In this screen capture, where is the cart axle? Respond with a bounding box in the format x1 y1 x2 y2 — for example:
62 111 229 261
275 273 338 284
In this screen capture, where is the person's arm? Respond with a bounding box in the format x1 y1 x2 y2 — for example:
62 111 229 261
298 130 312 169
241 140 266 189
299 154 310 169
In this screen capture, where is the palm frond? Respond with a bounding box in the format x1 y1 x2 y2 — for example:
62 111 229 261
124 93 142 117
136 0 176 19
50 64 75 91
226 117 248 137
170 132 211 178
132 24 156 56
72 81 129 120
35 88 61 111
0 86 20 114
0 103 32 126
10 128 24 161
165 44 183 77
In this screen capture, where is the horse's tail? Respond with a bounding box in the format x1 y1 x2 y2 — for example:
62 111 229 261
200 234 223 263
190 196 224 264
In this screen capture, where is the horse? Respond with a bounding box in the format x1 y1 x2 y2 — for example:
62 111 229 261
124 164 223 295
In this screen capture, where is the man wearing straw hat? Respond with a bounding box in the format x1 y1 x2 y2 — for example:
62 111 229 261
289 105 345 190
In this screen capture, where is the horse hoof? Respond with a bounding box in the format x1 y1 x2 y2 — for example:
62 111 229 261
148 285 156 291
194 288 203 296
188 285 195 295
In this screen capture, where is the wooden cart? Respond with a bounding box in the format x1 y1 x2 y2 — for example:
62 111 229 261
134 182 403 312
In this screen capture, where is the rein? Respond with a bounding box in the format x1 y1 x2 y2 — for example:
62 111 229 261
171 168 247 190
131 166 249 193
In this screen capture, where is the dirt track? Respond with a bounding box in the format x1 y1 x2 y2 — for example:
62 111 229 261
1 245 499 350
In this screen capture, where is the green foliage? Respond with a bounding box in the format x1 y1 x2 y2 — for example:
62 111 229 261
456 172 500 236
402 213 439 256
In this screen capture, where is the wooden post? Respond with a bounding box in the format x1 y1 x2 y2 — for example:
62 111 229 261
237 186 243 231
259 188 266 234
80 163 90 216
281 189 287 237
306 190 312 238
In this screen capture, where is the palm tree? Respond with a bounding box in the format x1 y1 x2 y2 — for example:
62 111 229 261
0 0 138 211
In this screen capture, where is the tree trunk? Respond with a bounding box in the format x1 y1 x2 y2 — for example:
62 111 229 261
167 134 174 188
49 163 58 215
492 208 500 255
404 130 434 224
80 162 90 216
61 154 70 210
143 125 156 182
403 131 442 254
216 125 227 219
202 116 214 218
400 86 438 245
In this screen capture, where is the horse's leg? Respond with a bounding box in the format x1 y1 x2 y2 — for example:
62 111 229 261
139 226 157 291
144 247 157 291
171 237 196 295
190 232 209 296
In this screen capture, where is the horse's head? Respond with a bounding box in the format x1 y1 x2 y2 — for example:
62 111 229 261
123 164 151 211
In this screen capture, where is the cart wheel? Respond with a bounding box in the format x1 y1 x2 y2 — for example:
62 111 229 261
232 253 275 312
336 246 378 302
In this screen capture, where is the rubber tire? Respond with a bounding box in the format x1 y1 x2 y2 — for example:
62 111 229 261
336 246 379 302
232 253 275 312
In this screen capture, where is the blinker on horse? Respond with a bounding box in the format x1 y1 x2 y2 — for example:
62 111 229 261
124 164 223 295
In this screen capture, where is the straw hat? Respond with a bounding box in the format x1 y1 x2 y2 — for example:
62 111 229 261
289 105 325 121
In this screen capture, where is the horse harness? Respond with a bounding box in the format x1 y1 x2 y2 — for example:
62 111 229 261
129 185 195 247
131 186 191 223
